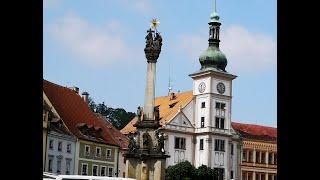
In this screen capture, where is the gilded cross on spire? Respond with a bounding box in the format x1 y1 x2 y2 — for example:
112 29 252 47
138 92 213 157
150 18 160 30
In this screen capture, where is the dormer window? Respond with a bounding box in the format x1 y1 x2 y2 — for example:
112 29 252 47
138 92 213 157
169 102 177 108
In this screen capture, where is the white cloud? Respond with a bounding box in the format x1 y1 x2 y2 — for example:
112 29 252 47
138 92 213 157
175 25 277 73
47 12 139 67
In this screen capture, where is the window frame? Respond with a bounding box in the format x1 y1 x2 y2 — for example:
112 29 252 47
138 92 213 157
174 137 186 150
56 159 62 174
214 139 225 152
95 147 101 157
100 166 107 176
200 117 205 128
65 159 71 175
48 157 53 172
200 139 204 150
84 145 90 156
92 164 99 176
108 167 113 177
201 102 206 108
58 141 62 152
106 149 112 159
49 139 54 150
66 144 71 153
81 163 88 176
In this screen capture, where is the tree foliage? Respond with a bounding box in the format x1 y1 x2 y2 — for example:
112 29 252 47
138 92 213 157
88 97 136 130
165 161 218 180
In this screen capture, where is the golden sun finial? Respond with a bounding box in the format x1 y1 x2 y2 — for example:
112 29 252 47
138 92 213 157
150 18 160 29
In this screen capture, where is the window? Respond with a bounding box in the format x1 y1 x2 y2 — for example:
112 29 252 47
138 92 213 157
261 152 266 164
106 149 112 159
85 145 90 156
48 157 53 172
231 144 234 155
216 102 226 117
261 174 265 180
201 117 205 128
215 117 220 128
66 159 71 175
242 150 247 162
81 163 88 175
58 142 62 151
92 165 98 176
220 118 224 129
101 166 106 176
256 151 260 163
256 173 260 180
49 140 54 149
215 102 226 109
96 147 101 157
274 153 277 164
174 137 186 149
201 102 205 108
269 153 273 164
248 151 253 162
108 167 113 177
56 159 61 174
214 168 224 180
214 139 225 151
200 139 204 150
67 144 71 153
230 171 234 179
215 117 225 129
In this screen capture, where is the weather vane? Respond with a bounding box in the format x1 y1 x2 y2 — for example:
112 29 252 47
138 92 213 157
150 18 160 31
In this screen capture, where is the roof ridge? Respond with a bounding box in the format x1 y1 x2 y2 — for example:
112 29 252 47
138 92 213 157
43 79 76 93
155 90 193 99
232 121 277 129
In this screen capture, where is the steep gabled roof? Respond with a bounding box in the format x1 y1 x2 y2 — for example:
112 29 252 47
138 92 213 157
96 114 129 149
43 79 119 146
231 122 277 142
121 91 193 134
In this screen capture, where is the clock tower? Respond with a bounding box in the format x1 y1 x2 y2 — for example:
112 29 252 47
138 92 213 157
189 4 239 179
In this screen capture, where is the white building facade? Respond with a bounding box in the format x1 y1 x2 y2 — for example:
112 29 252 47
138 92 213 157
46 131 76 175
122 7 241 180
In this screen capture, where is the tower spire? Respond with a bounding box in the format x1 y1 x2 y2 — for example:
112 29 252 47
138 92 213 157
198 0 228 72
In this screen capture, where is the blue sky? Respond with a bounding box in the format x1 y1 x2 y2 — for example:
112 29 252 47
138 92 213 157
43 0 277 127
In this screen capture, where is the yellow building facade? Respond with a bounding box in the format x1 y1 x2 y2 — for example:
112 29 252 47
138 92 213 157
232 122 277 180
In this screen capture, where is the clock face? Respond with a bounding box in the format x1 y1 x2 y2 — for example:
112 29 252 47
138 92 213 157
217 82 225 94
198 82 206 93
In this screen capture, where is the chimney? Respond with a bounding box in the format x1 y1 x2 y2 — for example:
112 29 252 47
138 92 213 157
169 92 176 100
82 92 89 103
70 86 79 94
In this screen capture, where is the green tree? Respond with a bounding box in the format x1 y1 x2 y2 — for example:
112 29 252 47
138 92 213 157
165 161 196 180
165 161 218 180
87 98 136 130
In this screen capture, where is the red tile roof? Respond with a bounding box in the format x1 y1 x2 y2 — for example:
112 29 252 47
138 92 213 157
96 114 129 149
231 122 277 142
43 79 119 147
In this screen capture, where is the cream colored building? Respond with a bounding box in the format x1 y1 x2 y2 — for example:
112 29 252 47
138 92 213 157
232 122 277 180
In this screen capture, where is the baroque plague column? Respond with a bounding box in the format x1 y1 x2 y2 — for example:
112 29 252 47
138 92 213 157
124 19 170 180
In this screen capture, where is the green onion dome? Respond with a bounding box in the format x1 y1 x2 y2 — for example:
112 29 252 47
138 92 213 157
199 45 227 71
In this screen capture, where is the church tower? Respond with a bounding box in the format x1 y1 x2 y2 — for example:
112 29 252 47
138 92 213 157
189 2 239 179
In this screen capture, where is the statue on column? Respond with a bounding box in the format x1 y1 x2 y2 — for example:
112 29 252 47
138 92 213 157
128 133 138 153
158 132 165 153
137 106 142 122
